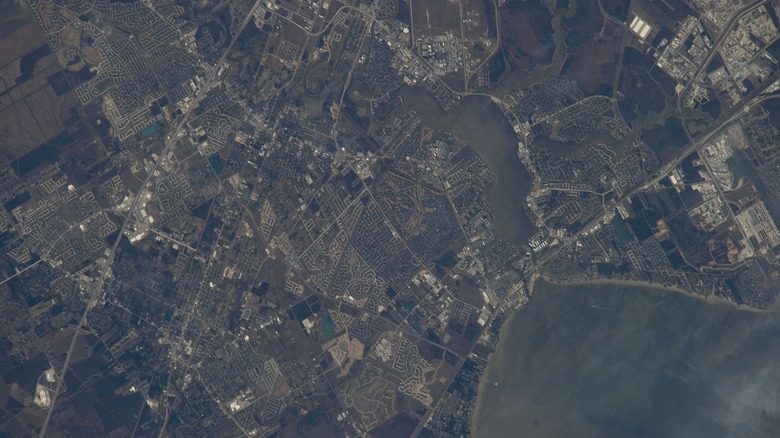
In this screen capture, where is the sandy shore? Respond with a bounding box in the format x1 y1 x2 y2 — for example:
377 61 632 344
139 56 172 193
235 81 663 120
544 277 767 313
470 302 523 437
470 275 767 435
470 343 496 437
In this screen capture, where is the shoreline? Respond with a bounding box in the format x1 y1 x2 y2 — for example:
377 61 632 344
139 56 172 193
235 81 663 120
470 321 506 437
544 277 767 313
470 275 766 436
470 294 526 437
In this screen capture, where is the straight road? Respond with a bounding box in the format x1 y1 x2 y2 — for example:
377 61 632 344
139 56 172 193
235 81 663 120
38 2 265 436
535 74 780 269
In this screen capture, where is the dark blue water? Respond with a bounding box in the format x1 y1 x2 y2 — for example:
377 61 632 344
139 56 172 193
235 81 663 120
475 280 780 438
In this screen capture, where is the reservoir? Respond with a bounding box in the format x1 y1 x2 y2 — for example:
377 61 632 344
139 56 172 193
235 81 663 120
474 280 780 438
401 86 536 248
